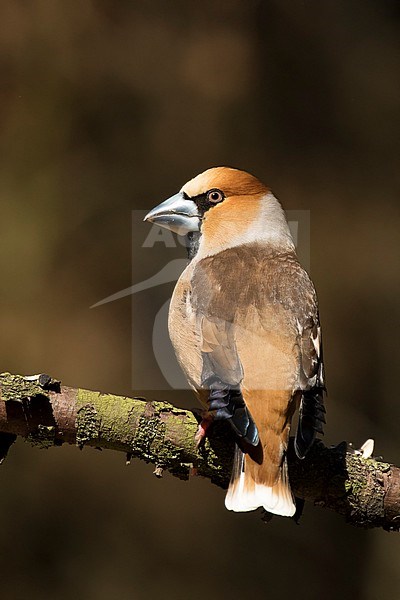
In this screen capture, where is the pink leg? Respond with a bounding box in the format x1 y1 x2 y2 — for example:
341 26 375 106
194 413 213 447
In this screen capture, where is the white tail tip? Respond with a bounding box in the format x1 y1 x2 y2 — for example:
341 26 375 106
225 458 296 517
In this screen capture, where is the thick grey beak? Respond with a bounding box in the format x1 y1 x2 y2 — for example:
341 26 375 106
144 192 200 235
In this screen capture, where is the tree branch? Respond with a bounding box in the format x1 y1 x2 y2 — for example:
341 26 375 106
0 372 398 531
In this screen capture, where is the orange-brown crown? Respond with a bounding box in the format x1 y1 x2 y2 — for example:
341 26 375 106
182 167 269 199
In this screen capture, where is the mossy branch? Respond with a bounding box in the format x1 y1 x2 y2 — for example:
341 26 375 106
0 372 398 531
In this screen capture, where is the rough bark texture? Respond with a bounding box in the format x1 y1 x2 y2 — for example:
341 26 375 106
0 372 398 531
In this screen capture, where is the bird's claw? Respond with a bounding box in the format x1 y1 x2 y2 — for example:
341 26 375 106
194 414 213 447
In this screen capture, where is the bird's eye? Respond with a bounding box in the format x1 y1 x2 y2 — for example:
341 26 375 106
207 189 224 204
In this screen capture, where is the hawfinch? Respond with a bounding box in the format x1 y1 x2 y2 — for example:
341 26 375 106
144 167 325 517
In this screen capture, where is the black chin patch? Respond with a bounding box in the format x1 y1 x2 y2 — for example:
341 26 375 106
183 192 218 260
186 231 201 260
183 193 211 260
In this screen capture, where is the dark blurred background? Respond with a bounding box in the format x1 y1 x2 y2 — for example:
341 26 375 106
0 1 399 598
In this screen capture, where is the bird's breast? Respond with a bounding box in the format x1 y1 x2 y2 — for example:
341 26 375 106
168 262 204 389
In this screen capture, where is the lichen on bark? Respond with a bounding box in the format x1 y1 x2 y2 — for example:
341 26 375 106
0 372 45 403
0 372 399 530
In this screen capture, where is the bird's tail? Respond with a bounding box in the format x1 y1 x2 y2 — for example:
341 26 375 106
225 445 296 517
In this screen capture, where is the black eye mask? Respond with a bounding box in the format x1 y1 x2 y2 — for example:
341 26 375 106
183 189 225 217
182 191 210 216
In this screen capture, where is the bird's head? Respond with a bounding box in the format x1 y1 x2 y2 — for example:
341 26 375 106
144 167 295 258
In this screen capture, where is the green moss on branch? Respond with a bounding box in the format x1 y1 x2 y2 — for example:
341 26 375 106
0 372 398 530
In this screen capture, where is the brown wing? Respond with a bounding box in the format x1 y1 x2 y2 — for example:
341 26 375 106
261 250 326 458
190 253 263 444
191 243 326 459
200 316 243 386
198 314 259 446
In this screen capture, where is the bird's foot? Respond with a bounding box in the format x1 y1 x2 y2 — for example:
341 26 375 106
194 413 213 448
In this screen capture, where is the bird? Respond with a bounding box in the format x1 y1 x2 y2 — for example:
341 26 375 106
144 167 325 517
